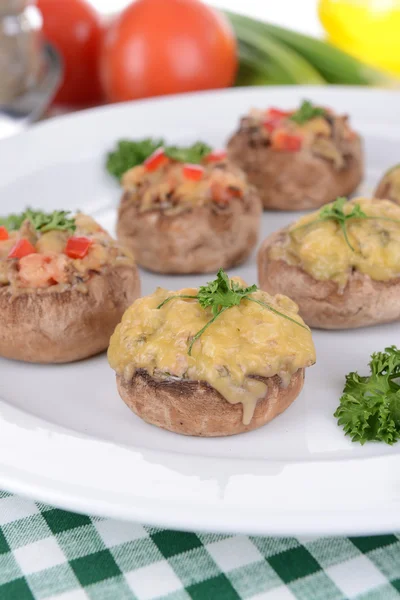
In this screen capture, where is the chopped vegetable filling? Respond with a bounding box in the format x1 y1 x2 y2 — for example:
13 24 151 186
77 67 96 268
240 99 356 163
0 210 133 290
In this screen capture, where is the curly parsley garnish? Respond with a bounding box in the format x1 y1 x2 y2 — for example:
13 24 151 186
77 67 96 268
316 197 367 252
157 268 308 355
0 213 26 231
106 138 212 180
164 141 212 163
291 197 400 252
289 99 326 125
0 209 76 233
335 346 400 445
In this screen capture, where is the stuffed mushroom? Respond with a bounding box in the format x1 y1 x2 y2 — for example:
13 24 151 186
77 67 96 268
108 269 315 436
117 147 262 273
0 209 140 363
375 164 400 205
227 99 363 210
258 197 400 329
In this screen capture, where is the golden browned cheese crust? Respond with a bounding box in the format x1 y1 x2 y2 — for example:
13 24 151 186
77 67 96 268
227 136 363 210
258 230 400 329
117 188 262 274
117 368 304 437
0 265 141 363
375 166 400 205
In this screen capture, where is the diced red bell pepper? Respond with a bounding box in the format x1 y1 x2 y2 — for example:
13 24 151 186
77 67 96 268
65 236 92 259
143 147 169 172
204 150 227 163
263 109 292 134
8 238 36 259
211 183 243 205
182 163 204 181
272 130 303 152
0 226 9 241
262 117 282 133
267 108 292 119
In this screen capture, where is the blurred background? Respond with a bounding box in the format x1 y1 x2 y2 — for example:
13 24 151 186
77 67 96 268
1 0 399 138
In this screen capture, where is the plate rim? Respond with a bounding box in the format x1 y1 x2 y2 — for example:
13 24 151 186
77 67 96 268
1 85 400 535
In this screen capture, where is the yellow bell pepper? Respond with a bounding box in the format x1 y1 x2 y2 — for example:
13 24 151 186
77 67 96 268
319 0 400 76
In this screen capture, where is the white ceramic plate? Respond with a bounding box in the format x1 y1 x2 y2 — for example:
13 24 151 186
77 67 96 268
1 86 400 536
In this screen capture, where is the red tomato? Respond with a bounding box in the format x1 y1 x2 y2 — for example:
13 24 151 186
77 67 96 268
0 226 9 241
65 236 92 259
8 239 36 259
272 131 303 152
182 164 204 181
267 108 292 119
37 0 104 106
99 0 238 103
204 150 227 163
263 109 292 133
144 148 169 172
211 183 243 205
262 118 281 133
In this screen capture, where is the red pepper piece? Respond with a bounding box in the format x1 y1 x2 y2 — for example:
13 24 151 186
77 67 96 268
267 108 292 119
211 183 243 205
262 117 282 133
0 226 9 241
65 236 92 259
272 130 302 152
204 150 227 163
182 163 204 181
263 108 292 133
143 147 169 172
8 238 36 259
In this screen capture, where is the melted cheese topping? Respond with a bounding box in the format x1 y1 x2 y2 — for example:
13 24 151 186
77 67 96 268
269 197 400 288
108 281 316 424
379 165 400 204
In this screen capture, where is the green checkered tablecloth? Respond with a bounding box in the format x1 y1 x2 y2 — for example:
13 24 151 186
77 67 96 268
1 492 400 600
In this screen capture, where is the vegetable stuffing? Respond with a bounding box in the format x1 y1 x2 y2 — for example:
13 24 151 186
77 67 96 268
106 139 212 180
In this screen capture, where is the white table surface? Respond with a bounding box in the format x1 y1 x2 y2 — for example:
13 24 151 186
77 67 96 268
88 0 323 37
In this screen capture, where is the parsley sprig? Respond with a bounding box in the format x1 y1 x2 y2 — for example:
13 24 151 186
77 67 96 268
289 99 326 125
106 139 212 180
291 197 400 252
0 209 76 233
334 346 400 445
157 269 308 355
164 142 212 164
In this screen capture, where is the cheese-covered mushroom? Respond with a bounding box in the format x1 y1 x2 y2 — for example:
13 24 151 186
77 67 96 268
258 197 400 328
375 164 400 205
108 270 315 436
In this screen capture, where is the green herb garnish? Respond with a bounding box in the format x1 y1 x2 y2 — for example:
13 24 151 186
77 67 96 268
106 138 212 180
24 209 76 233
157 268 308 355
164 142 212 164
0 213 26 231
316 197 367 252
334 346 400 445
290 99 326 124
0 209 76 233
291 196 400 252
106 138 164 180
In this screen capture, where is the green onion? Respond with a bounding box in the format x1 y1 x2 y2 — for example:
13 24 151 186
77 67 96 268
226 11 395 87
